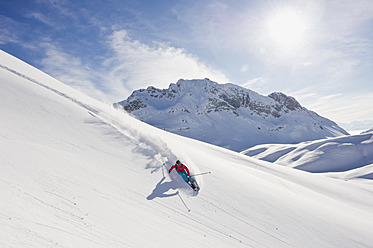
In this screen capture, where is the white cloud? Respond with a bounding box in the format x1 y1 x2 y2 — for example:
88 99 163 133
104 29 229 98
240 64 249 73
240 77 267 92
26 12 56 27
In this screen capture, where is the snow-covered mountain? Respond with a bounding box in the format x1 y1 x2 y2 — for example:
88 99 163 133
1 49 373 247
242 132 373 179
116 79 348 151
363 127 373 134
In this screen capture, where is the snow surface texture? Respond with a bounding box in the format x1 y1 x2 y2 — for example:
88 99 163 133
1 50 373 247
117 79 348 152
242 132 373 180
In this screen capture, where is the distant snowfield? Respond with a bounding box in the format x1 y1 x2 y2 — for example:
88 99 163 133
242 132 373 182
1 50 373 247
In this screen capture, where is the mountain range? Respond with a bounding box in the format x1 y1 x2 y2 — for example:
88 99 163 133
117 78 348 151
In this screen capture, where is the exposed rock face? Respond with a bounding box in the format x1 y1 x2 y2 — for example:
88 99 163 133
268 92 301 111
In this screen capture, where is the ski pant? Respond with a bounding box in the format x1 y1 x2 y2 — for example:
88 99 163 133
178 170 194 183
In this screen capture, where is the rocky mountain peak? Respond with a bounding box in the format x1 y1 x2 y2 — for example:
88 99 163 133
268 92 301 110
116 79 348 151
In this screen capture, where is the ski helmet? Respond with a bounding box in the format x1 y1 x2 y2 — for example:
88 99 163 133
176 160 181 165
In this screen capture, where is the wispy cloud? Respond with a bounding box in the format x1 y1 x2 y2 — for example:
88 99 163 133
0 16 21 44
104 29 229 99
318 92 373 123
40 43 110 101
35 0 79 22
26 12 58 28
240 77 268 93
39 29 229 102
304 0 373 81
289 87 373 123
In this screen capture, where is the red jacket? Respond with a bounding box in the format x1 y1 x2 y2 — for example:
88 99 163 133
169 163 190 176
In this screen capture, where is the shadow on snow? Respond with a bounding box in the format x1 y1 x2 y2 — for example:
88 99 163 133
147 177 180 200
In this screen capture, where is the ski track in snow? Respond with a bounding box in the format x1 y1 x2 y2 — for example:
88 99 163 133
197 196 293 247
0 175 141 248
0 63 182 175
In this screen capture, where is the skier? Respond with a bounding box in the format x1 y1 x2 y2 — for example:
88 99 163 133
169 160 195 183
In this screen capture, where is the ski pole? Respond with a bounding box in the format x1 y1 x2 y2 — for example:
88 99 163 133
190 172 211 177
162 163 168 176
177 191 191 212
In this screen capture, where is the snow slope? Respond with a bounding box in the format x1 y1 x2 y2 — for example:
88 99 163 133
117 79 348 152
1 50 373 247
242 132 373 181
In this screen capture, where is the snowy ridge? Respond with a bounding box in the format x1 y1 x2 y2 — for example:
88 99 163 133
1 50 373 247
362 127 373 134
242 132 373 180
117 79 348 151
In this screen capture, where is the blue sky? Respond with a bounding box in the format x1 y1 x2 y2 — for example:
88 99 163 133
1 0 373 131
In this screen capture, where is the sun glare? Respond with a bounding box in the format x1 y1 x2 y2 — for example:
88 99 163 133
267 8 306 49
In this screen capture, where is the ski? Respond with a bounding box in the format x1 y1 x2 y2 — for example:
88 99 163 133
188 178 200 192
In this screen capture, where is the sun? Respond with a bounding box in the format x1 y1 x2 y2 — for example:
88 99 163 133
266 8 306 49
